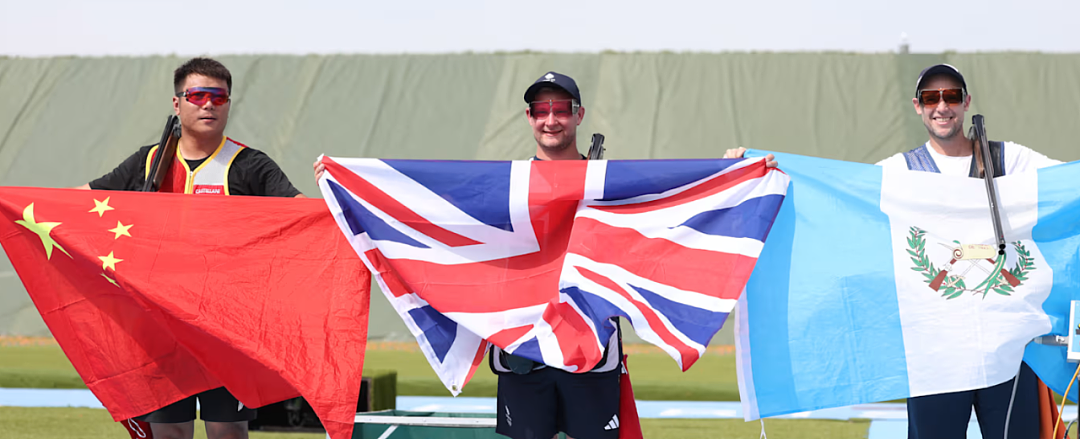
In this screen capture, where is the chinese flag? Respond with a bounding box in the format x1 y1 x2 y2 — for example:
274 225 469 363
0 187 369 439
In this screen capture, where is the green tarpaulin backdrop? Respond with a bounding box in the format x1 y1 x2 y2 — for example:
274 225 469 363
3 53 1078 344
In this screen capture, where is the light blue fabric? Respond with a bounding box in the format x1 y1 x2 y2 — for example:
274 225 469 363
1023 161 1080 403
739 149 1080 419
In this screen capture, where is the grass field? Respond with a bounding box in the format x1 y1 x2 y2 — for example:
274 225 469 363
0 340 867 438
0 407 871 439
3 338 1074 438
0 341 740 401
0 407 329 439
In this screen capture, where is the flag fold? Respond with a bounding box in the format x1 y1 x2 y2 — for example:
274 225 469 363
319 157 788 394
736 151 1079 420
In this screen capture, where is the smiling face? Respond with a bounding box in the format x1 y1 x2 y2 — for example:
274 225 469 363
173 74 230 140
913 75 971 142
526 88 583 157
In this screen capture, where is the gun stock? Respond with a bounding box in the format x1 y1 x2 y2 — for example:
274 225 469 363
141 115 181 192
587 133 605 160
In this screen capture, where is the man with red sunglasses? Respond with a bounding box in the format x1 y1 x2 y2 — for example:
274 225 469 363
482 71 624 439
876 64 1061 439
313 72 631 439
76 57 305 439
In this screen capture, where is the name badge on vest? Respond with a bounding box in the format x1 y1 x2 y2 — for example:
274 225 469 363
193 185 225 195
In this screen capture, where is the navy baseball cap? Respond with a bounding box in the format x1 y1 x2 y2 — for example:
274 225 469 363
523 71 582 105
915 64 967 97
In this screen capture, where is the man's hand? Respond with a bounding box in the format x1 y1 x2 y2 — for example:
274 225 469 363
313 159 325 181
723 147 777 168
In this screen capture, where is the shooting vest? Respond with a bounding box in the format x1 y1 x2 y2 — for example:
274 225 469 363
144 136 246 195
902 141 1005 177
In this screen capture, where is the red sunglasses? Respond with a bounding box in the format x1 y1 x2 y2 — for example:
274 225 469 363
176 87 230 106
529 99 579 120
919 88 964 107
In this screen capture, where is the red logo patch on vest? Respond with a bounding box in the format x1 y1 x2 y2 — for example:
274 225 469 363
192 185 225 195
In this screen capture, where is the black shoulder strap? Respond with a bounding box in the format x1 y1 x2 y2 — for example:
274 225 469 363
991 141 1005 177
968 140 1006 178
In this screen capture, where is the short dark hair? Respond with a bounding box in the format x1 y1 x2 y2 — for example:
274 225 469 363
173 57 232 94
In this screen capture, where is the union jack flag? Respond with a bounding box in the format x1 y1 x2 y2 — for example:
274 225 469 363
318 156 789 394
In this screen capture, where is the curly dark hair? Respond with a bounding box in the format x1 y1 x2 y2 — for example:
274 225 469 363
173 57 232 94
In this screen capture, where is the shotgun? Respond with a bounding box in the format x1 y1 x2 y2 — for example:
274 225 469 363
587 133 605 160
141 115 181 192
970 114 1006 256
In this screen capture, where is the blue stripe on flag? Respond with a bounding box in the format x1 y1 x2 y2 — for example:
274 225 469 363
328 180 430 248
512 337 544 366
1024 162 1080 402
383 160 514 232
603 159 741 201
407 305 457 363
678 194 785 240
627 284 729 347
327 180 365 235
559 286 624 349
744 150 909 417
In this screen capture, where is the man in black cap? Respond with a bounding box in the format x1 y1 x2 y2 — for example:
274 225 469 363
877 64 1060 439
877 63 1058 173
521 71 590 161
487 71 624 439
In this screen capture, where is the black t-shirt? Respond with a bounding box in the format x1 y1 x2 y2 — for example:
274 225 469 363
89 144 302 197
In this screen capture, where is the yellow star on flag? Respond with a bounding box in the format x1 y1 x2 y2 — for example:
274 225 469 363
108 221 133 239
101 273 120 287
99 251 123 271
89 197 114 217
14 203 71 260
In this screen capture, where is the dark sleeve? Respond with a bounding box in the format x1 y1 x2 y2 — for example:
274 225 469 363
231 149 302 197
88 146 152 191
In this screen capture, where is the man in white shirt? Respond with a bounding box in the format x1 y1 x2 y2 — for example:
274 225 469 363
725 63 1061 438
878 64 1061 439
876 64 1058 174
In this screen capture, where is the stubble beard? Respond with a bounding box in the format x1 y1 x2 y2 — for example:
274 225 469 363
536 134 574 154
925 120 963 142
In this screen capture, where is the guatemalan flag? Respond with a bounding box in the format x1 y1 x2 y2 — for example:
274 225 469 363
317 156 789 394
736 150 1080 420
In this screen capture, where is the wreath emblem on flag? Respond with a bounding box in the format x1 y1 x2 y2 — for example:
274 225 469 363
907 226 1035 300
